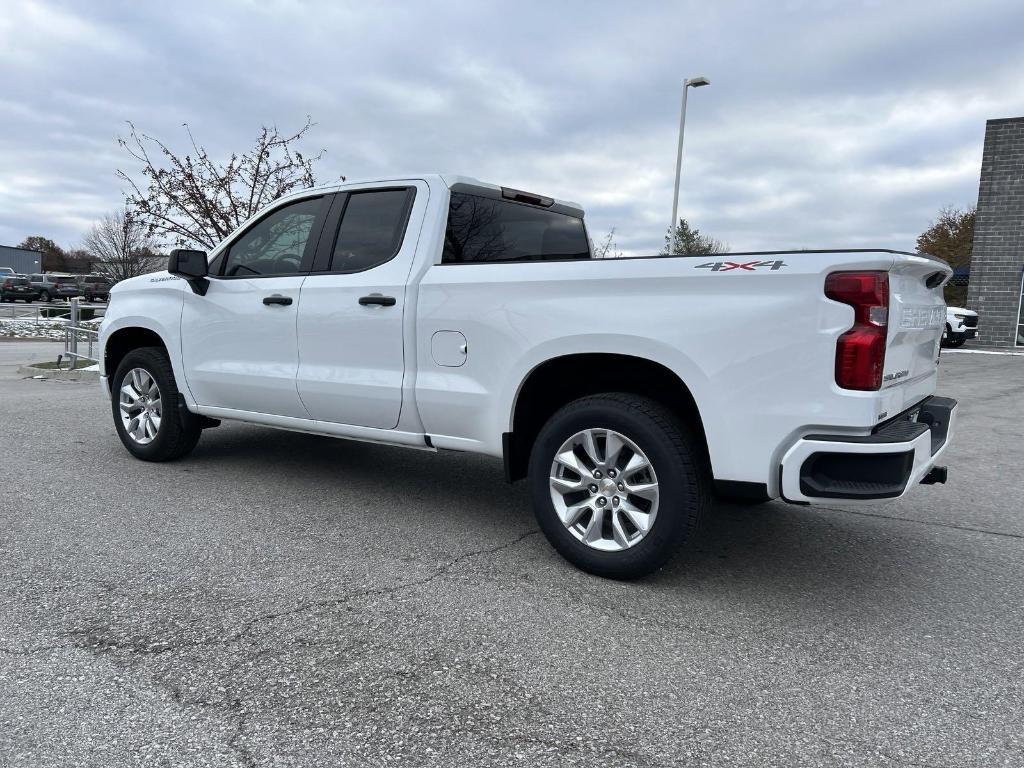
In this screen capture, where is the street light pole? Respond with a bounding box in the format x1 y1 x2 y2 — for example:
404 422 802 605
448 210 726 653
670 75 710 253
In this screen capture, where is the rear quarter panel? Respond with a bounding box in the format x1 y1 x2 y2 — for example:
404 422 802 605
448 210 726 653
415 252 917 492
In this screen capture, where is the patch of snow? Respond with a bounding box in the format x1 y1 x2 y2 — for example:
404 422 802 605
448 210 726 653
0 319 70 340
0 316 102 340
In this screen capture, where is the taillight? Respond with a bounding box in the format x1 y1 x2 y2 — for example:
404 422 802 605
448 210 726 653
825 271 889 391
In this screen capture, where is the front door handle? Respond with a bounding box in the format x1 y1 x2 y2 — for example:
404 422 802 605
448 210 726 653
359 294 396 307
263 295 293 306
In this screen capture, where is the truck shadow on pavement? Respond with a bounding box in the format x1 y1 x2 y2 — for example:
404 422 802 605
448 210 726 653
183 423 925 606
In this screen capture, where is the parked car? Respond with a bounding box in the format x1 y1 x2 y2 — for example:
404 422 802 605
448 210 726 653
99 175 957 579
78 274 113 302
27 273 82 302
942 306 979 348
0 267 16 277
1 276 40 302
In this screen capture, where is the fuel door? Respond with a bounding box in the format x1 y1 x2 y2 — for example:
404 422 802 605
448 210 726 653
431 330 468 367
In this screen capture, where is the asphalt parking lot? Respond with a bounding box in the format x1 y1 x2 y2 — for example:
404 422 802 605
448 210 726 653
1 344 1021 767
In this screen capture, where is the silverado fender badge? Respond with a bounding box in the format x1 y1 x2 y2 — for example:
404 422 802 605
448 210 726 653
694 260 787 272
882 369 910 383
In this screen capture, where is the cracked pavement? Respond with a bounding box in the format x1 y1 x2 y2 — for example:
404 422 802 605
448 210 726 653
1 343 1022 767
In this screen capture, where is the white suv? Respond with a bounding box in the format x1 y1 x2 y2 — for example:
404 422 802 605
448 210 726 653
943 306 979 348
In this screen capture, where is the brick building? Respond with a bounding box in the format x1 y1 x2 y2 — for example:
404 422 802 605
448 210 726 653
966 117 1024 346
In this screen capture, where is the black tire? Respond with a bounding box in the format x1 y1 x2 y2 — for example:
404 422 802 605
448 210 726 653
111 346 201 461
941 325 966 348
528 393 710 580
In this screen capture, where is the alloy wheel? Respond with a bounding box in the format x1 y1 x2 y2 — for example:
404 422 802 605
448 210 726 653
549 428 660 552
119 368 162 445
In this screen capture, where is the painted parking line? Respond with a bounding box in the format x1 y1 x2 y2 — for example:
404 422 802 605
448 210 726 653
945 349 1024 357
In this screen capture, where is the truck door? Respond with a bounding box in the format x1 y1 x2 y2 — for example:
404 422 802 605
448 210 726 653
295 182 427 429
180 194 329 418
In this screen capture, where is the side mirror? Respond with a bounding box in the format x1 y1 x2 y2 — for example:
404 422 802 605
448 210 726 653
168 249 210 295
168 249 208 279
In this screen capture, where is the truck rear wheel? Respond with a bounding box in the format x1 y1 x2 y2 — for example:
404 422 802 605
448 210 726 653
528 393 709 579
111 347 201 462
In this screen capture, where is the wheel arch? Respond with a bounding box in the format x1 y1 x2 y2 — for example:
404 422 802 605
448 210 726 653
503 352 709 483
104 326 169 381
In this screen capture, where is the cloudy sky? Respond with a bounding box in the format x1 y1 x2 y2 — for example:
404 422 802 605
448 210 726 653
1 0 1022 255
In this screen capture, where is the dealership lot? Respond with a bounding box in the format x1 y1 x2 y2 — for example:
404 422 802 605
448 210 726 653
0 345 1021 767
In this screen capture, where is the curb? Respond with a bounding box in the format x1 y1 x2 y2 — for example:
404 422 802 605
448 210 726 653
18 365 100 381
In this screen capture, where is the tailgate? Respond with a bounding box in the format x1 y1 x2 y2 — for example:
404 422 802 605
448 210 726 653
884 255 950 401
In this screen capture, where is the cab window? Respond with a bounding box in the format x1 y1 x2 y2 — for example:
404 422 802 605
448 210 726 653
326 189 414 273
442 192 591 264
222 197 324 277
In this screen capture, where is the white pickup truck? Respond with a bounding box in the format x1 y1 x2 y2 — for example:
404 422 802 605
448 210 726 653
99 175 957 578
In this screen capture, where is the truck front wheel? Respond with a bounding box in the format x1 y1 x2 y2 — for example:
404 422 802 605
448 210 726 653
528 393 709 579
111 347 202 462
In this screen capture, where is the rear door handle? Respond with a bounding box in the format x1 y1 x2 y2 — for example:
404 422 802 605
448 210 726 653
359 294 396 307
263 295 293 306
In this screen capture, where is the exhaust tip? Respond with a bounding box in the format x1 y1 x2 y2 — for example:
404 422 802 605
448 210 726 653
920 466 948 485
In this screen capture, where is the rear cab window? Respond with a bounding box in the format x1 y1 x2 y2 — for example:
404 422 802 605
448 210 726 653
442 189 590 264
327 189 415 273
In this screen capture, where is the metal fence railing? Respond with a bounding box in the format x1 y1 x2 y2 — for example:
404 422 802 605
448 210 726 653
61 298 101 369
2 299 107 323
4 303 51 322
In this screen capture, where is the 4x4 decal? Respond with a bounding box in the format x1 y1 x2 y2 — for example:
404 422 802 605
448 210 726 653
694 260 787 272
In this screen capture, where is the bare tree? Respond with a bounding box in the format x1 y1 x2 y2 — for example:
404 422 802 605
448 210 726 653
592 228 623 259
117 117 335 250
83 209 163 282
63 248 95 274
